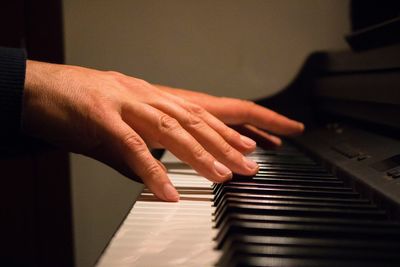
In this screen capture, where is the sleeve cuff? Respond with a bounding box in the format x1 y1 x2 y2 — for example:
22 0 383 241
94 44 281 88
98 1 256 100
0 47 27 137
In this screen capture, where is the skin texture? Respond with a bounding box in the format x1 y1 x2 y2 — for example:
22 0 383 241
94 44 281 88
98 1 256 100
22 60 304 202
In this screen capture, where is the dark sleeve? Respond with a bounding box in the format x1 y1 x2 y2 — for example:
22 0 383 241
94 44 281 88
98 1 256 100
0 47 26 137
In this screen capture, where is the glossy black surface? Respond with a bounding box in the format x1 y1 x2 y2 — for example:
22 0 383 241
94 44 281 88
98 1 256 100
214 144 400 267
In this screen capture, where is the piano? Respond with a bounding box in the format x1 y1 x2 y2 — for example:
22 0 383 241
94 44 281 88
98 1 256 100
95 16 400 267
2 2 400 267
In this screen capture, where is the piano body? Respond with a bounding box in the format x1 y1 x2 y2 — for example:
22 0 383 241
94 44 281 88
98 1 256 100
96 26 400 267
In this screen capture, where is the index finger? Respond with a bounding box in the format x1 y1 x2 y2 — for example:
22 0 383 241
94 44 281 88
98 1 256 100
210 98 304 136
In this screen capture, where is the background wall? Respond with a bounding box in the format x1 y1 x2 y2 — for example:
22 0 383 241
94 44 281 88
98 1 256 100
64 0 350 99
63 1 350 266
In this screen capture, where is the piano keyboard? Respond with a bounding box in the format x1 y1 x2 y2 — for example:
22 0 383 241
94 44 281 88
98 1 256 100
97 143 400 267
96 151 220 267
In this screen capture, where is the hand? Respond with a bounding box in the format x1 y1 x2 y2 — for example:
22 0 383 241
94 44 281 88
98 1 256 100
22 60 303 202
154 85 304 146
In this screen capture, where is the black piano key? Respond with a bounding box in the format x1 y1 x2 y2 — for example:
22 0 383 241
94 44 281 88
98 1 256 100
256 170 334 177
215 220 400 249
219 252 400 267
248 155 315 162
251 177 344 186
256 159 317 164
257 166 328 173
214 144 400 267
254 160 318 166
217 235 400 266
216 213 400 238
214 202 386 227
214 192 370 206
213 185 360 205
249 173 339 180
252 177 344 186
213 196 378 219
217 213 400 230
257 162 325 167
213 180 350 193
220 181 354 192
223 234 400 251
213 192 371 211
223 243 400 261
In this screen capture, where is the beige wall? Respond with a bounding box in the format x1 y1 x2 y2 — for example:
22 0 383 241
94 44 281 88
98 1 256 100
64 0 350 99
63 1 350 266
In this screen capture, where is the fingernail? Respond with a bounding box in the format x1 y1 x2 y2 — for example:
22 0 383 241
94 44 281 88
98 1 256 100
298 122 305 131
243 156 259 170
270 136 282 146
240 135 256 147
214 161 232 178
163 184 180 202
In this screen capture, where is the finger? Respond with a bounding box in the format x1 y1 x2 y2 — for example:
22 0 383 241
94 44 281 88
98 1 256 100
232 124 282 149
201 98 304 136
155 159 168 172
182 102 257 154
150 100 259 176
107 117 179 202
154 90 256 154
121 102 233 182
154 87 304 136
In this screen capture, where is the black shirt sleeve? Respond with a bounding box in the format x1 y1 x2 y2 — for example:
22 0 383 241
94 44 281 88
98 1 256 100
0 47 26 137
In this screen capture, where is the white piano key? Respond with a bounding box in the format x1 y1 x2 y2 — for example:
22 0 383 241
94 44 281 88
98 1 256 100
96 151 219 267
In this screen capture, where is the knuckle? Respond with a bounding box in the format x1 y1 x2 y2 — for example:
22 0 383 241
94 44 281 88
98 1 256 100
187 104 206 117
220 141 234 155
107 71 129 85
143 163 163 179
223 126 240 140
192 143 207 160
184 112 204 129
107 70 124 77
133 78 151 88
241 99 256 120
122 133 146 151
159 114 181 133
107 71 127 83
230 129 241 141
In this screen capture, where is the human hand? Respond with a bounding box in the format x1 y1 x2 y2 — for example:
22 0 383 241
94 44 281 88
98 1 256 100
154 85 304 147
22 61 303 202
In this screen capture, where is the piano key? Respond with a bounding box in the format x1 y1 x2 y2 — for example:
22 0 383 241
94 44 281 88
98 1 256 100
216 181 354 192
219 250 400 267
213 202 386 227
213 196 378 218
222 243 400 261
96 166 220 267
214 192 371 206
217 213 400 231
97 143 400 267
257 166 328 173
250 177 344 186
248 173 339 180
213 185 361 205
257 170 332 177
215 220 400 248
223 234 400 250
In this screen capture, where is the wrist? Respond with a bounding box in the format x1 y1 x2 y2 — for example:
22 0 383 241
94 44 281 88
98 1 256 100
22 60 58 136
